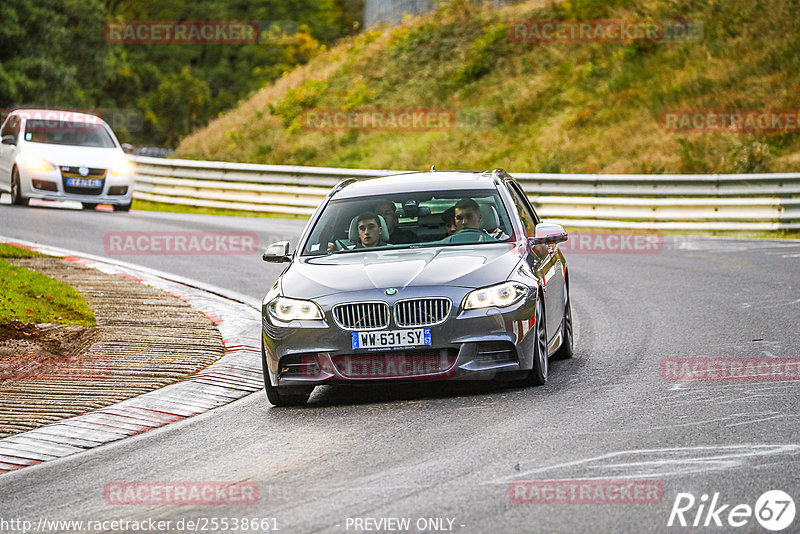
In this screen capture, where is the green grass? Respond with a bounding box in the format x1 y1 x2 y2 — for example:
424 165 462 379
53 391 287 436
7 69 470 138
131 199 307 219
0 243 44 258
0 246 96 327
175 0 800 174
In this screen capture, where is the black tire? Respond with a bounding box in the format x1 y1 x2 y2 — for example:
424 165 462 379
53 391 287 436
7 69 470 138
81 203 98 210
114 202 132 212
551 292 573 361
264 379 313 407
10 167 29 206
261 341 313 406
522 294 548 386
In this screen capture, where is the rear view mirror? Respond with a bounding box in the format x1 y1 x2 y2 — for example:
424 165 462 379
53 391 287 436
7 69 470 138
262 241 292 263
1 135 16 146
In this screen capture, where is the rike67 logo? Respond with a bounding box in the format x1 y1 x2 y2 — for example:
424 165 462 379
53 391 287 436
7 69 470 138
668 490 795 531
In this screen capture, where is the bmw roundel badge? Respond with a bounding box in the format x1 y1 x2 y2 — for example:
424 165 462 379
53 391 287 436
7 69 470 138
385 288 398 296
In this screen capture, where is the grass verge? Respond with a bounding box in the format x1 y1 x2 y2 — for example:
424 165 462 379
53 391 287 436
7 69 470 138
0 245 96 326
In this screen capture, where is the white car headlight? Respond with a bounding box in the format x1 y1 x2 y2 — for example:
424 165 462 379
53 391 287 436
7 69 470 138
463 282 528 310
110 159 133 177
268 297 323 321
25 154 56 172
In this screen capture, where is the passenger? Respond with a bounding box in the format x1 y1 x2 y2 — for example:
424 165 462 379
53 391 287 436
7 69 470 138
374 199 417 244
355 212 383 248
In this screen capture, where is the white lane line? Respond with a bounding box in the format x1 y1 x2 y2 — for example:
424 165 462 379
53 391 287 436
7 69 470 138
485 444 800 484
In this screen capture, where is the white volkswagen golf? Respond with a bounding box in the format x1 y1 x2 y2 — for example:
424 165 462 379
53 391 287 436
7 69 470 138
0 109 134 211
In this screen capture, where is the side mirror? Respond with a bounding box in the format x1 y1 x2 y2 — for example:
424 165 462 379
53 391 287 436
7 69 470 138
530 223 568 247
262 241 292 263
1 135 17 146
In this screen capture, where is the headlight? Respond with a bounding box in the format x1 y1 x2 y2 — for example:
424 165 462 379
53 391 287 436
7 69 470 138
110 159 132 177
268 297 323 321
25 155 55 172
463 282 528 310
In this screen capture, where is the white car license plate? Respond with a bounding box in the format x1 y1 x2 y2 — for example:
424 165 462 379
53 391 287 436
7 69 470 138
352 328 431 350
66 177 102 188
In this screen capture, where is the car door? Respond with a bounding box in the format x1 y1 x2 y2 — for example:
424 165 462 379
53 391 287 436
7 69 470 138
507 181 566 346
0 114 16 191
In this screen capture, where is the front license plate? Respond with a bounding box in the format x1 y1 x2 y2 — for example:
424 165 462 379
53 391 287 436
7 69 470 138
352 328 431 350
66 177 102 188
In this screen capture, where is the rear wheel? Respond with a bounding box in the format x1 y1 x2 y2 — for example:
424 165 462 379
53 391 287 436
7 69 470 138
10 168 29 206
551 292 573 360
81 203 98 210
522 294 548 386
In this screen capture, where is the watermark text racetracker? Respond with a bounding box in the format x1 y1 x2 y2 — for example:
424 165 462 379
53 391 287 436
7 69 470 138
104 481 258 505
510 18 702 43
299 108 496 132
104 21 259 44
560 232 664 254
661 110 800 133
661 358 800 382
104 232 259 255
509 480 663 504
1 107 144 133
1 355 112 380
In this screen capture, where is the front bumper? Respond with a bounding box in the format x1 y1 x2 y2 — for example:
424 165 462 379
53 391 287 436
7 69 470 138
20 167 133 205
262 287 539 387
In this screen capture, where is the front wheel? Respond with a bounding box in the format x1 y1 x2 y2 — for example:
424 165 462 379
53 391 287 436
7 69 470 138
522 295 548 386
261 340 313 406
81 203 98 210
551 293 573 360
264 379 313 407
10 168 29 206
113 202 132 212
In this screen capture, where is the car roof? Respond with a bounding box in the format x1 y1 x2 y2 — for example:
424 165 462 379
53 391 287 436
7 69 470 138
333 170 502 199
8 109 105 123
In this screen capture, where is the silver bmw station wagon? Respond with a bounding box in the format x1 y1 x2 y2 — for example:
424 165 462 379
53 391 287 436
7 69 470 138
261 168 572 406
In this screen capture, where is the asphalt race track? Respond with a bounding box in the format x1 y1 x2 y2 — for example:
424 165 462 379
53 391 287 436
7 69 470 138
1 201 799 533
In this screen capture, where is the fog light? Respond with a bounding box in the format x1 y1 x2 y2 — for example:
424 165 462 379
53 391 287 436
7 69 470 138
108 186 128 195
32 179 58 191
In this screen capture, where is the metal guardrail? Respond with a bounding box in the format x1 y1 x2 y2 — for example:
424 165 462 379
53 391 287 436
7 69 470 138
130 155 800 231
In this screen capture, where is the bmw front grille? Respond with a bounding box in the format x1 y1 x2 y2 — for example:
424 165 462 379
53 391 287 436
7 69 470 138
333 302 390 330
394 297 451 327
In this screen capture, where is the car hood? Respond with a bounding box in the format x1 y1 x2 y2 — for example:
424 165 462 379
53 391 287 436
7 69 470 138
22 143 125 168
281 245 521 299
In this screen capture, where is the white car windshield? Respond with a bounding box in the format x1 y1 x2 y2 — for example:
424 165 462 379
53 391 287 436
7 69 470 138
302 189 515 256
23 119 116 148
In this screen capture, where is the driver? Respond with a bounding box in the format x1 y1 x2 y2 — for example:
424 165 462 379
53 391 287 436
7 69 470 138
453 198 509 240
454 198 482 231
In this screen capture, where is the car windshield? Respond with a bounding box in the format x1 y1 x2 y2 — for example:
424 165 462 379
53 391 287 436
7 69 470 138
23 119 116 148
302 189 515 256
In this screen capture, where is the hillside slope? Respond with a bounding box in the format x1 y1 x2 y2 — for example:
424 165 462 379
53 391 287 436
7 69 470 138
175 0 800 174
